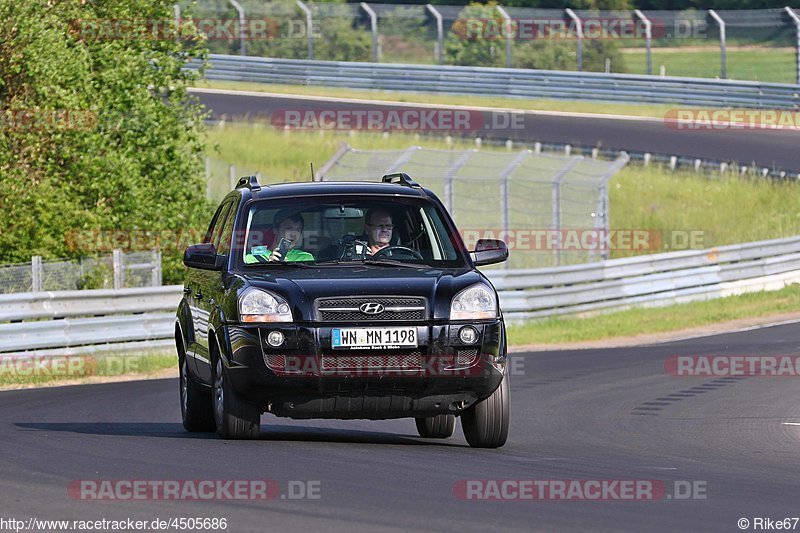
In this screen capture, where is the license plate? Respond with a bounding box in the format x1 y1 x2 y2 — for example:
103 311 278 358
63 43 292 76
331 327 417 350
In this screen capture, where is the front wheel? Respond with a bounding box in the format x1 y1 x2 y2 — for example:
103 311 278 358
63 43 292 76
461 372 510 448
213 357 260 439
415 414 455 438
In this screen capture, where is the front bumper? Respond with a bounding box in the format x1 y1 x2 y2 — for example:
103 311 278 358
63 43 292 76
224 320 506 419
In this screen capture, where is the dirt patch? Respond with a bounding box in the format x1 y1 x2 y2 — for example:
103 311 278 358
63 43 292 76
509 311 800 353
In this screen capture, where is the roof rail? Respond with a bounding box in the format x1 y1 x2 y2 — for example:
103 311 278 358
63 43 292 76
236 175 261 191
381 172 420 188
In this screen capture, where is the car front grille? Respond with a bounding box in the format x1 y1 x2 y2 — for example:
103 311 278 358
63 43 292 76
315 296 426 322
321 351 424 372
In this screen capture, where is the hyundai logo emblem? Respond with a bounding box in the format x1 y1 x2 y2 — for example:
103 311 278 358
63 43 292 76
359 302 385 315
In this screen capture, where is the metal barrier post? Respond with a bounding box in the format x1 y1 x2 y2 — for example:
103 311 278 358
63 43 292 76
565 9 583 71
296 0 314 60
786 7 800 85
31 256 42 292
426 4 444 65
709 10 726 79
496 5 513 68
361 3 379 62
152 250 162 287
112 250 124 289
634 10 652 75
228 0 247 56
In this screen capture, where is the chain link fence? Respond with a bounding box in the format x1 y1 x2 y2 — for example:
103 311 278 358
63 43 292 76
0 251 162 294
182 1 800 83
318 144 628 269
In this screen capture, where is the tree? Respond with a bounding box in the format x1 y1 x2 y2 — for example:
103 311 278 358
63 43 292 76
0 0 211 284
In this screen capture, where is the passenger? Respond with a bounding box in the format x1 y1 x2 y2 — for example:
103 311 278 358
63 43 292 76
245 210 314 263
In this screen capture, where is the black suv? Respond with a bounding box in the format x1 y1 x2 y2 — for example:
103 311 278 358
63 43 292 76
176 173 510 448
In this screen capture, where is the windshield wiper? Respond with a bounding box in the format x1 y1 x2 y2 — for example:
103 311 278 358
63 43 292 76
362 259 427 268
244 261 311 268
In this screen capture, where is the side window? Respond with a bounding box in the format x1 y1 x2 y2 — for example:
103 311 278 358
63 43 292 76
204 201 232 247
216 201 238 255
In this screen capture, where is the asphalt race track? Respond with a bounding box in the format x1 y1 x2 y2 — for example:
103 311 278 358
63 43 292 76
193 89 800 172
3 322 800 532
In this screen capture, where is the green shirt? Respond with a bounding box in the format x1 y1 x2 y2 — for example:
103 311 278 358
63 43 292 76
244 248 314 264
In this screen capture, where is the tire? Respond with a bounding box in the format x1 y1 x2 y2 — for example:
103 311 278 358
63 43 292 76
180 356 215 432
213 356 260 440
415 414 456 438
461 372 510 449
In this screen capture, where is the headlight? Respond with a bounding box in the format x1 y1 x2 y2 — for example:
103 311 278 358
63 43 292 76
450 284 497 320
238 289 293 323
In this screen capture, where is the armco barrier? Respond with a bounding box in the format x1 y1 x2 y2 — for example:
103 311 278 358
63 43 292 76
190 54 800 109
1 235 799 354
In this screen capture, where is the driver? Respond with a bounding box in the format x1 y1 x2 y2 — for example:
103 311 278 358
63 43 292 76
363 208 394 256
245 210 314 263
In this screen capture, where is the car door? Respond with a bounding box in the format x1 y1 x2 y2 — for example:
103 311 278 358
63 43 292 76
194 198 238 383
187 200 232 379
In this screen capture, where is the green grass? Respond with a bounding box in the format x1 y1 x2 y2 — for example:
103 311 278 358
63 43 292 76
206 124 800 254
0 352 175 388
198 79 692 119
621 47 796 84
507 283 800 345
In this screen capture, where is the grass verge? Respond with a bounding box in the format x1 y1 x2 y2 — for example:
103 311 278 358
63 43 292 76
507 283 800 345
0 352 176 388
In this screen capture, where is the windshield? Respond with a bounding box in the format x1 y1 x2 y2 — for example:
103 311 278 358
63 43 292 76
239 196 465 268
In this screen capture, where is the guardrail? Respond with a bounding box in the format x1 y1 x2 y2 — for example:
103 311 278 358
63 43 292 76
2 235 799 354
192 54 800 109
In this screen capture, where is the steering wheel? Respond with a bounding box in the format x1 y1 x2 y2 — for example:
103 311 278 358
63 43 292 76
338 237 370 260
371 245 424 261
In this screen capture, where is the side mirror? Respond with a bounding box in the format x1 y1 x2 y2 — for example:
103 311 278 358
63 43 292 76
470 239 508 267
184 243 225 271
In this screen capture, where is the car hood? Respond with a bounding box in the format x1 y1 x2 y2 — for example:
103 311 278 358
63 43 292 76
237 265 492 321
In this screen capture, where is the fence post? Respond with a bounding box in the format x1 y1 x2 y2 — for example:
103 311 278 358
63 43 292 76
173 4 181 43
496 5 513 68
113 249 124 289
31 256 42 292
151 249 162 287
228 0 247 56
550 158 582 266
443 149 476 215
634 10 652 75
709 10 726 79
296 0 314 60
786 7 800 85
426 4 444 65
498 150 530 269
361 3 379 62
565 9 583 71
